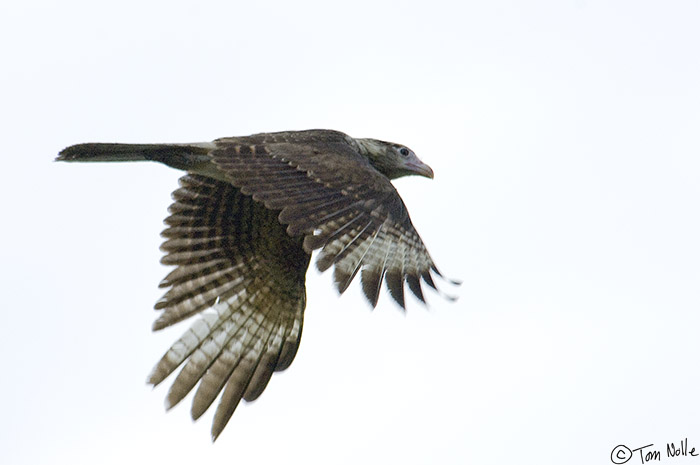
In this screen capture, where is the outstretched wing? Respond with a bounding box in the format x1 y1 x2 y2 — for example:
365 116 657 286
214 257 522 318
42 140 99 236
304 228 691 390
208 130 446 308
147 174 310 441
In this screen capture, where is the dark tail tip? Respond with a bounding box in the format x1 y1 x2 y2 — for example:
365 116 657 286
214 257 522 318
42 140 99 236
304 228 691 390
56 145 82 161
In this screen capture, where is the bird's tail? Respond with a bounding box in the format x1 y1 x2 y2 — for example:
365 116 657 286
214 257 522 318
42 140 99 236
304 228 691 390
56 142 213 171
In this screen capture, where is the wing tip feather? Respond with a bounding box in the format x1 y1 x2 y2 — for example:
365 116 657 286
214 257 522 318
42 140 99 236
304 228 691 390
361 268 384 308
385 271 406 310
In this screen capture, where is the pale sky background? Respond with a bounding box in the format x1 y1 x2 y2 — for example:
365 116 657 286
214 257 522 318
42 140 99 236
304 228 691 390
1 1 699 464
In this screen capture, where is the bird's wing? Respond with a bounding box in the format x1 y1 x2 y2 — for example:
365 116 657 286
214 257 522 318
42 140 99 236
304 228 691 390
208 134 445 308
147 174 310 441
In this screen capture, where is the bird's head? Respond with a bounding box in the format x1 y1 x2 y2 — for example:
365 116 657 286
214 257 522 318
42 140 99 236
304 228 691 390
356 138 434 180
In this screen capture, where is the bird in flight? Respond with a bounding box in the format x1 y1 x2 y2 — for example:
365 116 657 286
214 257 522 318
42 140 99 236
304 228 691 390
57 129 456 441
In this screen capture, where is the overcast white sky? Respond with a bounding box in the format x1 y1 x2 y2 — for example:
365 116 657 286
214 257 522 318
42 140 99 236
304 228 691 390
1 1 699 464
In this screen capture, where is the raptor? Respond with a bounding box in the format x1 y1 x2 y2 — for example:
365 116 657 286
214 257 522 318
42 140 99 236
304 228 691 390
57 129 456 440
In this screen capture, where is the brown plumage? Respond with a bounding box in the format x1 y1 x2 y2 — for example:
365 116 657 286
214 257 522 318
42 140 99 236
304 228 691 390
57 129 456 440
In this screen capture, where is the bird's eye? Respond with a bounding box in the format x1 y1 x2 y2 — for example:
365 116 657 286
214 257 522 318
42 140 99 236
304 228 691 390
399 147 410 157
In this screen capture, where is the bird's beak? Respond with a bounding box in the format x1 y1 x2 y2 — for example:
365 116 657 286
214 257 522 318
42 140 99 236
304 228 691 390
407 161 434 179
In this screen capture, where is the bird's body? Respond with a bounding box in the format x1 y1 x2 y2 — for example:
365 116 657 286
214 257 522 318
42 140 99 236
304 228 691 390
57 129 454 440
